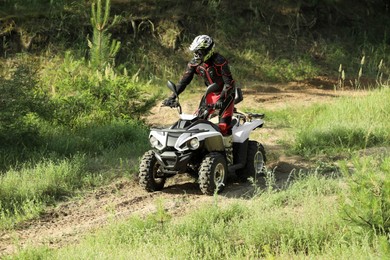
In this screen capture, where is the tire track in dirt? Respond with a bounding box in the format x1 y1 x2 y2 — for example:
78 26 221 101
0 176 257 256
0 180 156 255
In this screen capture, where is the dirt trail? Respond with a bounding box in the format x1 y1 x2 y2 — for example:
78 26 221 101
0 79 358 256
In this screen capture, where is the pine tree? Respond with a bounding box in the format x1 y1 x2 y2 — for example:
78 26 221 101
88 0 121 70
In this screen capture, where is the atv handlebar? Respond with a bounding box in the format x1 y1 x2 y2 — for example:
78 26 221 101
163 80 265 122
162 99 182 114
163 101 180 108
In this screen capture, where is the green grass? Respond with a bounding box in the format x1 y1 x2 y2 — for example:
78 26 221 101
0 156 85 228
2 69 390 260
7 164 389 259
256 87 390 157
2 62 389 249
294 88 390 156
0 119 150 229
3 82 389 256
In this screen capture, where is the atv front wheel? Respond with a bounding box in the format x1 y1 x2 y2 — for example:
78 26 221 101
237 141 266 182
199 152 227 195
139 150 166 192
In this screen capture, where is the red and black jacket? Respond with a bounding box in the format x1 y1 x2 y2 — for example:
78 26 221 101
176 52 235 100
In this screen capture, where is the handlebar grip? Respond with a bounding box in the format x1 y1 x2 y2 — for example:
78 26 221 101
172 101 181 108
248 113 265 119
161 101 179 108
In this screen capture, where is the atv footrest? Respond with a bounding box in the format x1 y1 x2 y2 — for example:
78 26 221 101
228 163 244 174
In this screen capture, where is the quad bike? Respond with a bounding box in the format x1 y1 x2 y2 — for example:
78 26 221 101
138 81 266 195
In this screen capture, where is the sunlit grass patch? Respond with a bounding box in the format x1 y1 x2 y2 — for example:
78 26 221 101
0 156 85 229
292 88 390 156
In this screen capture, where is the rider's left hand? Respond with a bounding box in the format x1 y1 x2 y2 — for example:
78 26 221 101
214 100 223 109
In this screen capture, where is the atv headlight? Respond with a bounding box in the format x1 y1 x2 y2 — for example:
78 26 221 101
188 138 200 150
149 136 160 147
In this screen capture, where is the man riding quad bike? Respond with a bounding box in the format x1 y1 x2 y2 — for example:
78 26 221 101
138 81 266 195
163 35 237 154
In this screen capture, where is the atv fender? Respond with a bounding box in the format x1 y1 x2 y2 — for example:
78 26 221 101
233 119 264 143
204 135 224 152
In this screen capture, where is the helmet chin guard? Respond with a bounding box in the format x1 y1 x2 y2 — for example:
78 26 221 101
189 35 215 62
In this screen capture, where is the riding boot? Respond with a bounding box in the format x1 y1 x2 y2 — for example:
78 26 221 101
223 135 233 166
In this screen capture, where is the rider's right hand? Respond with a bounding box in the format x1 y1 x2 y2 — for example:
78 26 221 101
162 95 177 107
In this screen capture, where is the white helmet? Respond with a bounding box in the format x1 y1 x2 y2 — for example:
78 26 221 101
189 35 215 61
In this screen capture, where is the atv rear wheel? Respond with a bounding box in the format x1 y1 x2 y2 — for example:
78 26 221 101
237 141 266 182
199 152 227 195
139 150 166 192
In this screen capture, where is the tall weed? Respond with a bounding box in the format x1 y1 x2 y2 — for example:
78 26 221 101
41 119 149 156
0 119 150 228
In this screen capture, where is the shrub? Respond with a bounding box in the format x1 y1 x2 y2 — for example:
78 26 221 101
88 0 121 71
39 53 158 129
0 64 52 147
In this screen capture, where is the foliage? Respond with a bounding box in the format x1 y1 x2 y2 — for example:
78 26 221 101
0 0 390 257
39 52 158 129
0 0 158 224
2 0 389 83
0 64 52 147
88 0 121 71
340 156 390 237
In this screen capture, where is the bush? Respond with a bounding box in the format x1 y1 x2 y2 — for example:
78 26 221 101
0 64 52 147
39 52 158 129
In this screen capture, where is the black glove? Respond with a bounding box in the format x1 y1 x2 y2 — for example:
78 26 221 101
162 95 176 107
214 99 224 109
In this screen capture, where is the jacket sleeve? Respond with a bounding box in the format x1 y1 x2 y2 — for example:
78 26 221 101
176 60 198 96
218 57 235 100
